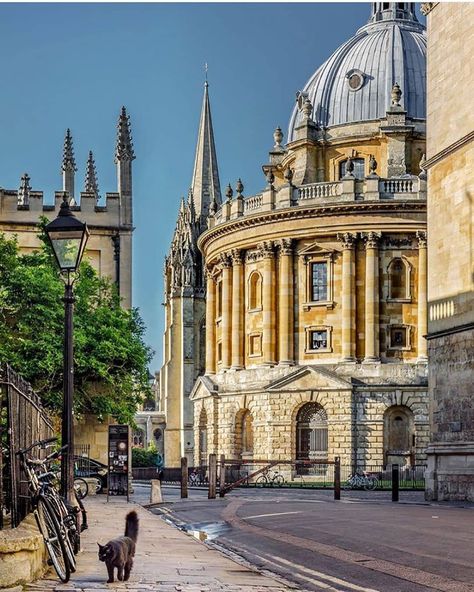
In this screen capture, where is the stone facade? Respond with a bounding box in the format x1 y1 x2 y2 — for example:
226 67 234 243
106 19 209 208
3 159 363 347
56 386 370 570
423 2 474 502
0 109 135 461
162 3 430 469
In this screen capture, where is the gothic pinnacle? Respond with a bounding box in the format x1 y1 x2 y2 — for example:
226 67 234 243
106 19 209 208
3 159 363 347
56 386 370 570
84 150 100 200
114 106 135 163
18 172 31 206
61 128 77 172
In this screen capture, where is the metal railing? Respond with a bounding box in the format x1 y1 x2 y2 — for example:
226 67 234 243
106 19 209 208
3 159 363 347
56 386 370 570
0 364 54 529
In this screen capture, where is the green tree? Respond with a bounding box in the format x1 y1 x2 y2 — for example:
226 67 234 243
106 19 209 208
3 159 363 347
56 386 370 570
0 231 153 423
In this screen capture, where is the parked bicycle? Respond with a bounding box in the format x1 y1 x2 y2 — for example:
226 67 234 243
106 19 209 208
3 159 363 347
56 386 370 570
255 467 285 487
188 468 208 486
344 470 379 491
73 477 89 500
16 437 83 582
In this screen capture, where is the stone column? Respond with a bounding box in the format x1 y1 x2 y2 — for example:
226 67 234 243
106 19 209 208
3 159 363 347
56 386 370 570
261 241 276 366
416 231 428 361
231 249 244 370
220 253 232 370
205 269 216 374
277 239 294 365
364 232 381 362
337 232 356 361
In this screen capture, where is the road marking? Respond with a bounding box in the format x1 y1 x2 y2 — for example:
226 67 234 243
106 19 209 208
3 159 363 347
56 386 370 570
248 549 344 591
271 554 381 592
243 511 303 520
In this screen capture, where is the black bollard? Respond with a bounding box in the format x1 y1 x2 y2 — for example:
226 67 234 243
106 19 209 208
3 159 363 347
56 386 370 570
334 457 341 501
392 464 399 502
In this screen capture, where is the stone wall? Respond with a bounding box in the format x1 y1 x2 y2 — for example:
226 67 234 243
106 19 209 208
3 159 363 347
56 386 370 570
0 515 47 588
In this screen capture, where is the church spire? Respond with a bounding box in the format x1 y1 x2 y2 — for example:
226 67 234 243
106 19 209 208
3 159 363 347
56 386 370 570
84 150 100 201
61 128 77 201
190 81 222 220
114 106 134 227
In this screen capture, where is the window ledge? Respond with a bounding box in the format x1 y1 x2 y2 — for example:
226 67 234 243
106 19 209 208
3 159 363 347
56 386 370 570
248 353 262 359
247 307 262 313
303 301 334 311
388 346 412 351
305 348 333 354
387 298 412 304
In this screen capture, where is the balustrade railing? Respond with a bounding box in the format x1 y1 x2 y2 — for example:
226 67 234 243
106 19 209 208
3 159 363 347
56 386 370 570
379 177 418 195
298 181 341 200
244 193 263 212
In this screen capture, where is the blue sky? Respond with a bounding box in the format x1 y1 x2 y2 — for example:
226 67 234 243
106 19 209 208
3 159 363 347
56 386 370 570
0 2 424 371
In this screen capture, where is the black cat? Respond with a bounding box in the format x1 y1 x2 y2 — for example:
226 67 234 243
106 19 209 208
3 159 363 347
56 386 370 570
98 510 139 583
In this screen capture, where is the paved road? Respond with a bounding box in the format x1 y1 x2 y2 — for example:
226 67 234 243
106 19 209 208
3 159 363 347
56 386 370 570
146 485 474 592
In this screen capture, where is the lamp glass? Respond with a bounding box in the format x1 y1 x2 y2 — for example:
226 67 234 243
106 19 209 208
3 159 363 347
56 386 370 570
48 229 87 271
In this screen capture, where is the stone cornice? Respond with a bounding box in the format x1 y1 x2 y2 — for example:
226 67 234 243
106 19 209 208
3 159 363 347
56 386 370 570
424 130 474 170
198 201 427 253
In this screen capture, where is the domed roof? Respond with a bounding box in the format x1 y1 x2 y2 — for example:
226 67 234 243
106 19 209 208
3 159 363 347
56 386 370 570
288 3 426 141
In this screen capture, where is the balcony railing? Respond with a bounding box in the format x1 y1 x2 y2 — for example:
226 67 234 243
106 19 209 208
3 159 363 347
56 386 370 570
298 182 341 200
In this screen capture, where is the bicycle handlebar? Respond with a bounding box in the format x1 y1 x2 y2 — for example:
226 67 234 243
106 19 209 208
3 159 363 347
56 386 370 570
16 437 58 456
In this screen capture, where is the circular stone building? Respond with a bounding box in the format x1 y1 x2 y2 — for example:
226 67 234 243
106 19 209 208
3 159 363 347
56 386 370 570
190 2 429 472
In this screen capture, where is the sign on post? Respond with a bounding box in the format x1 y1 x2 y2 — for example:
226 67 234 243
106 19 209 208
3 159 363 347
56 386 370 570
107 424 130 501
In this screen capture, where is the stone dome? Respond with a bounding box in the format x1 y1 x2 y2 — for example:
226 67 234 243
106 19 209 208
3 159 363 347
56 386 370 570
288 2 426 141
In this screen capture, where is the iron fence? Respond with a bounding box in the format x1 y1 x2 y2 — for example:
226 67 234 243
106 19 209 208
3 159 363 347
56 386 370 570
0 364 54 529
131 465 209 486
221 460 426 491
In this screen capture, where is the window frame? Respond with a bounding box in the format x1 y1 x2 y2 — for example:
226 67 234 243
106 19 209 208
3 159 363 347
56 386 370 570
388 324 412 351
305 325 332 354
303 254 334 309
248 332 262 358
247 270 263 312
387 257 412 302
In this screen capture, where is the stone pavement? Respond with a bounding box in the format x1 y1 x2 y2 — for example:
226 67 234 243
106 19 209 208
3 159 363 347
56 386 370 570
26 495 294 592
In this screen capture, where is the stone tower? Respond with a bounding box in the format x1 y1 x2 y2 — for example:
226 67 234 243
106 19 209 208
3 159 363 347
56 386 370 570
160 82 222 466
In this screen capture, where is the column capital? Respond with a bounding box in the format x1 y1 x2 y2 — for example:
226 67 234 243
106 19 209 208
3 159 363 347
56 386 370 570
230 248 244 265
337 232 357 250
416 230 427 248
205 265 216 280
257 240 275 259
362 231 382 249
219 252 232 268
276 238 293 256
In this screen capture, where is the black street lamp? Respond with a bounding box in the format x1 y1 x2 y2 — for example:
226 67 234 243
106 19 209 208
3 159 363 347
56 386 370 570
45 196 89 501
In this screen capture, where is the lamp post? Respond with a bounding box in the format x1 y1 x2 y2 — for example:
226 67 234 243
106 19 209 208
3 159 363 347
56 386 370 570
45 196 89 501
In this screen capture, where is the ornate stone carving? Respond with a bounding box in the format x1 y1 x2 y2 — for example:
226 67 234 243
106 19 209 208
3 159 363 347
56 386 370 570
416 231 427 248
277 238 293 256
235 178 244 197
363 231 382 249
284 166 294 185
18 173 31 206
419 153 427 180
337 232 357 250
225 184 233 202
369 154 378 175
257 241 274 259
302 98 313 119
391 83 402 106
420 3 436 16
266 169 275 187
218 252 232 268
273 126 283 149
382 236 414 248
344 156 354 177
230 248 243 265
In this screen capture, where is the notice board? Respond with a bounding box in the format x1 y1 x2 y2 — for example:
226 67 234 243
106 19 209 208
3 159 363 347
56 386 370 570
107 424 130 500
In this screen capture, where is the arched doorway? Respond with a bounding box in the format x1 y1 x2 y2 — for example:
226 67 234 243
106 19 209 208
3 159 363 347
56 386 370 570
296 403 328 462
384 405 415 467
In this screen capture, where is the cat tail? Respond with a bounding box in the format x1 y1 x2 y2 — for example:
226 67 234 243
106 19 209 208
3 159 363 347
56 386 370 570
125 511 139 542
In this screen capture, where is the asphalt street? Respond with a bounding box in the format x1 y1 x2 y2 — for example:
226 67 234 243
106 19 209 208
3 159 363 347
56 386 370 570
139 485 474 592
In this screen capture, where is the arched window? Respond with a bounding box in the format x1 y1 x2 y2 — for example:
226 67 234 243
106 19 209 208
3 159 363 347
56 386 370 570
388 257 410 299
132 429 144 448
339 158 365 180
248 272 262 310
242 411 254 455
384 405 415 466
216 280 223 318
198 408 208 466
296 403 328 462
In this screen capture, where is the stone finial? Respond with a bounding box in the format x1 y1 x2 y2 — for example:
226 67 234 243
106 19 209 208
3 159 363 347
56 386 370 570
209 196 218 215
84 151 100 200
187 189 196 220
284 166 294 185
302 98 313 119
391 83 402 106
225 183 233 202
344 156 354 177
273 126 283 149
61 128 77 172
369 154 378 175
115 106 135 163
235 178 244 197
18 172 31 206
419 153 427 180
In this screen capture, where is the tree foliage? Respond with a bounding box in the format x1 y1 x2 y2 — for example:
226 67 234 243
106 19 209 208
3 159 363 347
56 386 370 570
0 230 153 424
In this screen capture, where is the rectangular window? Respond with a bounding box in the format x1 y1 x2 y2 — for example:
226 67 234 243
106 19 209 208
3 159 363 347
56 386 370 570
311 262 327 301
390 326 407 348
310 330 328 350
216 281 222 318
217 342 222 362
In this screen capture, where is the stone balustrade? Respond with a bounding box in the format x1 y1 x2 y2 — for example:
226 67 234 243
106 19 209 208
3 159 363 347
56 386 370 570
210 176 426 226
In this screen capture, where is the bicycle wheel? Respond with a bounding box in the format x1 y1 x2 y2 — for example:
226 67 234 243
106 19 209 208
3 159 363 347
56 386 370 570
364 477 378 491
45 492 77 571
36 497 71 583
255 475 268 487
272 475 285 487
74 478 88 500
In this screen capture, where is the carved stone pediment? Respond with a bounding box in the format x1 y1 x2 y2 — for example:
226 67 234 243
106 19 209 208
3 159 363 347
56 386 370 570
297 241 336 262
266 365 352 392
